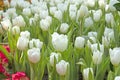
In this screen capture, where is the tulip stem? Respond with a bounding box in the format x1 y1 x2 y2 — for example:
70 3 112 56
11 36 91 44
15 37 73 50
60 76 65 80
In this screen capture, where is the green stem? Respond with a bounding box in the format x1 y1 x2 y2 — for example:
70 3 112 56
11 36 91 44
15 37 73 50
60 76 65 80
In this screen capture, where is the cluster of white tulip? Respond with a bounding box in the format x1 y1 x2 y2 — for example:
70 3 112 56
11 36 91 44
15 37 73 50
0 0 120 79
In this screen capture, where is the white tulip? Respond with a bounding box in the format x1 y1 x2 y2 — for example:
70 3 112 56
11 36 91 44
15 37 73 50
12 26 20 35
54 10 63 21
20 31 30 39
88 31 97 38
91 43 104 53
57 3 68 13
27 48 40 63
102 36 110 47
109 48 120 66
34 14 40 22
45 16 52 25
114 76 120 80
17 37 29 51
69 5 77 13
29 18 36 26
105 13 115 27
22 8 32 17
92 50 103 64
89 37 96 43
54 0 64 4
85 0 95 8
39 10 48 19
40 19 50 31
52 32 68 52
29 39 43 49
60 23 69 33
1 19 12 30
6 8 17 19
93 9 102 22
98 0 106 8
84 17 93 27
75 37 85 49
50 7 57 15
83 68 94 80
104 27 114 41
50 52 60 66
77 5 89 18
12 15 26 27
109 0 119 12
69 11 77 20
3 0 10 7
56 60 69 76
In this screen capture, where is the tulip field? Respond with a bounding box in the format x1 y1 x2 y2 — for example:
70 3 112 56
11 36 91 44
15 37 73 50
0 0 120 80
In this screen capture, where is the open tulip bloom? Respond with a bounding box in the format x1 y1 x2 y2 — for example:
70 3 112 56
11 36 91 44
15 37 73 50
0 0 120 80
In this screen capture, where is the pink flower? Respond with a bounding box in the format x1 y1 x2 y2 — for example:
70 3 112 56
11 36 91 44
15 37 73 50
12 72 29 80
0 64 5 73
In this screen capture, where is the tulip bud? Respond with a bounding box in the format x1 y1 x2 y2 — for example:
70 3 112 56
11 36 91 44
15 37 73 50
83 68 93 80
12 26 20 35
84 17 93 27
102 36 110 47
52 32 68 52
91 43 104 53
98 0 106 8
27 48 40 63
22 8 32 17
50 52 61 66
93 9 102 22
92 50 103 64
1 19 12 30
109 48 120 66
85 0 95 8
17 37 29 51
56 60 69 76
54 10 63 21
40 19 50 31
12 15 26 27
75 37 85 49
78 5 89 18
29 39 43 49
39 10 49 19
60 23 69 33
20 31 30 39
50 7 57 15
57 3 68 13
114 76 120 80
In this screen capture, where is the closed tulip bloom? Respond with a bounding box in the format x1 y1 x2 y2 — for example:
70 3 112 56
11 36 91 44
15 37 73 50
83 68 93 80
39 10 48 19
17 37 29 51
85 0 95 8
54 10 63 21
78 5 89 18
69 11 76 20
84 17 93 27
75 37 85 49
57 3 68 13
56 60 69 76
114 76 120 80
91 43 104 53
88 31 97 38
22 8 32 17
92 50 103 64
40 19 50 31
27 48 40 63
29 39 43 49
60 23 69 33
50 7 57 15
52 32 68 52
93 9 102 22
12 15 26 27
109 48 120 66
102 36 110 47
98 0 106 8
50 52 60 66
1 19 12 30
20 31 30 39
12 26 20 35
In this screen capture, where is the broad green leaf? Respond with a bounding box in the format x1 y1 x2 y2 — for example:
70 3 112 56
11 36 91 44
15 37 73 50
114 3 120 11
107 71 115 80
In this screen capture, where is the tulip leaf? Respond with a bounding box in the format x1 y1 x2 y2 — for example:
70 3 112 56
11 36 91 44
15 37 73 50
0 45 12 63
0 73 7 79
117 0 120 2
114 3 120 11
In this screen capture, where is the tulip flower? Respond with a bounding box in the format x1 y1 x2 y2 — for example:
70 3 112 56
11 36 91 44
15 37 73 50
12 26 20 35
50 52 61 66
109 48 120 66
75 37 85 49
56 60 69 76
114 76 120 80
27 48 41 63
1 19 12 30
52 32 68 52
60 23 69 33
83 68 94 80
20 31 30 39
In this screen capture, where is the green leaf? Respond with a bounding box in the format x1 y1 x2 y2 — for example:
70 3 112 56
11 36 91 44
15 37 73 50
0 45 12 63
0 73 7 79
114 3 120 11
117 0 120 2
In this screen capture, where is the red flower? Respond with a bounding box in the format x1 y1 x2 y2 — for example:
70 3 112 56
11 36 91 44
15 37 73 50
0 64 5 73
12 72 29 80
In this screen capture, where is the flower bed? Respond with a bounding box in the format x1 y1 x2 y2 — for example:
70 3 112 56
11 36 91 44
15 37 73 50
0 0 120 80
